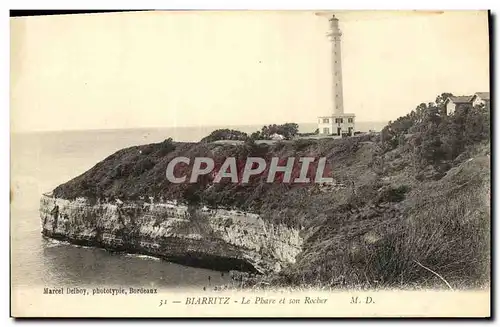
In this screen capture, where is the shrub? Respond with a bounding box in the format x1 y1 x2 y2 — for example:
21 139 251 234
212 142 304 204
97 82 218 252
292 139 316 152
132 158 155 177
156 138 176 156
378 185 410 203
201 129 249 143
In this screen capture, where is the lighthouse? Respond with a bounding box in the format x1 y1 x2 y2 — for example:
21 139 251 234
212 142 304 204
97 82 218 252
318 14 355 137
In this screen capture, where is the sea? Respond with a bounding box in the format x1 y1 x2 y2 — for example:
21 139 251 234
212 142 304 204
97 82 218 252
10 122 386 291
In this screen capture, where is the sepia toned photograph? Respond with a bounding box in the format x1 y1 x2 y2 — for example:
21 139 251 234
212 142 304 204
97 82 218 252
10 9 491 318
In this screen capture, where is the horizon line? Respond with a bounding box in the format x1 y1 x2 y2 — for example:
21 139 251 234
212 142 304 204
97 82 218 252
11 120 389 135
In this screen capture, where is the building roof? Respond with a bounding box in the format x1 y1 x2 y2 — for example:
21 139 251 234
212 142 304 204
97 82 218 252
447 95 473 104
474 92 490 100
270 133 285 140
318 113 356 118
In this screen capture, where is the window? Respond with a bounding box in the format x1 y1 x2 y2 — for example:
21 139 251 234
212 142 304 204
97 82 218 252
322 118 329 123
323 127 330 134
335 118 343 124
348 118 353 123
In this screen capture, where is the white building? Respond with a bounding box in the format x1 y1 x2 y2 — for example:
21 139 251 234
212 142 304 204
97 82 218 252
444 92 489 115
444 96 472 115
318 115 355 136
317 15 356 137
270 133 285 140
470 92 490 108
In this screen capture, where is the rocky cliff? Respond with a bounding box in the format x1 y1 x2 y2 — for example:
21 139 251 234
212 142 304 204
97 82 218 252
40 194 302 274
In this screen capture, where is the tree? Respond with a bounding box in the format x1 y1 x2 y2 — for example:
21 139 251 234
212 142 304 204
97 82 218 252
201 129 249 143
435 92 454 106
278 123 299 139
424 105 442 126
440 119 464 160
252 123 300 140
464 103 490 144
250 131 262 140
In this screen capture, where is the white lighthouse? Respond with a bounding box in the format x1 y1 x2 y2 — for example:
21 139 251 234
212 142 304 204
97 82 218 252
318 14 355 137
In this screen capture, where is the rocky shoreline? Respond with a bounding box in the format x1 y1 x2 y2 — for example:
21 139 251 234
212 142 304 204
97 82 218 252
40 194 303 274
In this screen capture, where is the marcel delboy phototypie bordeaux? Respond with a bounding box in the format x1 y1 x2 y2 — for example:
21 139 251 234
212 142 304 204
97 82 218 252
11 10 490 317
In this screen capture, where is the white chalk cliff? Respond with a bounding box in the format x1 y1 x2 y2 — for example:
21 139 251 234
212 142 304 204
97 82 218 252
40 194 303 273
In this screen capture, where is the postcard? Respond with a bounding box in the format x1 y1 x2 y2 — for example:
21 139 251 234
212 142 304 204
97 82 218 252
10 10 491 318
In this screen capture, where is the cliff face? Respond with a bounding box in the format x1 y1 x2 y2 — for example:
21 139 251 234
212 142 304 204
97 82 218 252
40 194 302 274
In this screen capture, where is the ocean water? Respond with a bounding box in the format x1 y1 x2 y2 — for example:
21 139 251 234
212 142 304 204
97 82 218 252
10 122 386 290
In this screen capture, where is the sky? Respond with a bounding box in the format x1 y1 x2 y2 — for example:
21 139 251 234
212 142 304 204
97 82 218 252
10 10 489 132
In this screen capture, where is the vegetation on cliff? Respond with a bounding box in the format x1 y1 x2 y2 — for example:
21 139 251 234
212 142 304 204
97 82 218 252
52 93 490 289
249 123 299 140
201 129 249 143
199 123 300 143
270 94 490 290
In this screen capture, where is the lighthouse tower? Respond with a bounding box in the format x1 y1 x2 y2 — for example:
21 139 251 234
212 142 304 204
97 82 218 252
329 15 344 115
318 14 355 137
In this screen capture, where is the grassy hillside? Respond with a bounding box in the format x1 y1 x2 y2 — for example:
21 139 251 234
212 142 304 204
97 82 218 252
270 97 491 289
53 94 491 289
53 134 379 228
